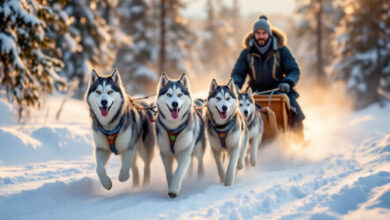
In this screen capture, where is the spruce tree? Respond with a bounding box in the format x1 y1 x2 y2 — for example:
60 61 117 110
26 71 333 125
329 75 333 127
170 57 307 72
334 0 390 109
297 0 344 84
0 0 66 118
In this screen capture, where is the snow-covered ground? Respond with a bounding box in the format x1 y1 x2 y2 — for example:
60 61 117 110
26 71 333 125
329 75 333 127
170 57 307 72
0 94 389 220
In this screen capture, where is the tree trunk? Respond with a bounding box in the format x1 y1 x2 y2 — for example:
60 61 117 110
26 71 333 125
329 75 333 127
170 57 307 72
316 0 324 85
159 0 166 74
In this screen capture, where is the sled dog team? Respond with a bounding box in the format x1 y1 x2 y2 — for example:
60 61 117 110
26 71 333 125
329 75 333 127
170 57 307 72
86 68 264 198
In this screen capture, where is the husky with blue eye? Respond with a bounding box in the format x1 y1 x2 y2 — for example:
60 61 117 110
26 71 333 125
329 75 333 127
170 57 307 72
155 73 206 198
85 68 155 190
238 88 264 167
206 79 248 186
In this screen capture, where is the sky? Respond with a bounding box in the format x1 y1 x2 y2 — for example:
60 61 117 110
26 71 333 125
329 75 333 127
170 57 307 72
183 0 296 18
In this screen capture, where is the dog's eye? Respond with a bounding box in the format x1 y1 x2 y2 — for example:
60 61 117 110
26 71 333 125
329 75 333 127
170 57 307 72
239 103 243 107
216 97 221 101
226 97 231 101
247 104 250 106
107 90 113 95
167 93 172 97
178 93 182 97
96 90 101 95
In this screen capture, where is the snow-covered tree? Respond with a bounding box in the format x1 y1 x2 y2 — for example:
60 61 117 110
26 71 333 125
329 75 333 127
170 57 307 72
200 0 236 74
156 0 196 79
114 0 157 94
0 0 66 118
333 0 390 109
296 0 344 84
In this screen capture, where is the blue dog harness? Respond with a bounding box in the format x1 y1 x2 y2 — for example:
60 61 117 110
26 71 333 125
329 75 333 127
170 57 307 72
160 115 191 154
213 119 235 149
98 118 124 155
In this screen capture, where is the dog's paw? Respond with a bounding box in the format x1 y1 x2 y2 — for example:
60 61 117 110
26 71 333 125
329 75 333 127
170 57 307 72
118 171 130 182
99 176 112 190
224 181 233 187
250 156 257 167
168 189 179 198
237 161 244 170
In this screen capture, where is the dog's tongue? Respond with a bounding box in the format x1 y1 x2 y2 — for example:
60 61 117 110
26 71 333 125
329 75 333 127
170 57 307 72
101 107 109 117
220 112 227 120
171 109 179 119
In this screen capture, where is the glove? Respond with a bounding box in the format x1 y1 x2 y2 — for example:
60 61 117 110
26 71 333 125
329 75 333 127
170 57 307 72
278 83 290 93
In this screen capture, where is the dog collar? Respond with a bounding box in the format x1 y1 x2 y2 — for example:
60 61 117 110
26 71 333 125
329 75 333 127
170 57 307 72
160 115 191 154
212 119 236 149
98 117 124 155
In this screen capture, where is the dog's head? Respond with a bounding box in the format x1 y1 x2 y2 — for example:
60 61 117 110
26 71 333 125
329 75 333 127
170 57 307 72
86 68 124 123
207 78 238 122
157 73 191 120
239 88 256 121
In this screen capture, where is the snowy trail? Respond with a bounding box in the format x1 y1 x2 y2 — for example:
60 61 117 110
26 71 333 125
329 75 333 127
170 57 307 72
0 96 390 219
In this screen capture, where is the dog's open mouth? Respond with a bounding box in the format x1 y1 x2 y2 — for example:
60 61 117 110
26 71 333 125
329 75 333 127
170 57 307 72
217 107 228 120
244 112 248 120
99 104 112 117
168 105 180 119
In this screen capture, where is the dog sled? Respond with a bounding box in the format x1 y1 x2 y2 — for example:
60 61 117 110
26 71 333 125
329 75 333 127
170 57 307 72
253 89 293 142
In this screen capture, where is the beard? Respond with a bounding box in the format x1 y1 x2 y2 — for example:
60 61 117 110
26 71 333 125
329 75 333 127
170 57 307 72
256 38 269 46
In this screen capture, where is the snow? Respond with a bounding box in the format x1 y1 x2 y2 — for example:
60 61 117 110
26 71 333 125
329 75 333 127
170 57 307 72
0 94 389 219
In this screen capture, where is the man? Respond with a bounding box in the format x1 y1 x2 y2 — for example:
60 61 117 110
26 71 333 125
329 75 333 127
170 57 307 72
231 15 305 139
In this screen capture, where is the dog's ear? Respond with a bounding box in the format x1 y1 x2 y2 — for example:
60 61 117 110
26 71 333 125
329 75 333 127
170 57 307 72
159 73 169 89
227 79 238 95
90 69 99 84
209 79 218 94
247 87 253 97
179 73 190 90
110 68 122 84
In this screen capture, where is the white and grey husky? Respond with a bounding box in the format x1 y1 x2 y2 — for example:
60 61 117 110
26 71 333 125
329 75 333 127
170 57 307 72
238 88 264 167
155 73 206 198
86 68 155 190
206 79 248 186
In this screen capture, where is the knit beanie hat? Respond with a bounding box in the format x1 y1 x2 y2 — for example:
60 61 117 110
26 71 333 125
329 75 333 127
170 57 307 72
253 15 272 36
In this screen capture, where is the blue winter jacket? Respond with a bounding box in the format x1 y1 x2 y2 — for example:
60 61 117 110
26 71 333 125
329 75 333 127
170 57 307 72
231 28 305 122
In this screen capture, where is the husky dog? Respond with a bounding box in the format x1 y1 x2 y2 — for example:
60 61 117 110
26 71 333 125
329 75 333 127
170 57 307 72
206 79 248 186
238 88 264 167
86 68 155 190
155 73 205 198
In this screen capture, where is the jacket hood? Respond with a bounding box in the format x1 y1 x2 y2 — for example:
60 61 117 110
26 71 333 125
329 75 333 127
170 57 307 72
243 27 287 50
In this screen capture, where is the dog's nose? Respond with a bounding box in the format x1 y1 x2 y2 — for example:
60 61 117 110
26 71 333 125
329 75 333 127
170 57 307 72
244 110 248 115
172 102 178 108
101 100 108 106
222 106 227 112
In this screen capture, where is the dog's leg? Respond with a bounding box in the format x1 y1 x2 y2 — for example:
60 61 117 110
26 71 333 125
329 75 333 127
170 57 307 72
96 149 112 190
211 148 225 183
250 136 261 167
119 148 135 183
168 149 192 198
188 157 194 177
197 154 205 179
160 153 173 188
237 132 249 170
131 154 140 187
225 146 240 186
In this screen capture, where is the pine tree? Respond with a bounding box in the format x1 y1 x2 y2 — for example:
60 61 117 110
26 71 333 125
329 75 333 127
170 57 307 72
52 0 121 97
333 0 390 109
297 0 344 84
114 0 157 94
156 0 196 78
200 0 236 74
0 0 66 118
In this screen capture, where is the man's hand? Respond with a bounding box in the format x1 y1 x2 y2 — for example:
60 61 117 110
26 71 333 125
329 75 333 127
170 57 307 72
278 83 290 93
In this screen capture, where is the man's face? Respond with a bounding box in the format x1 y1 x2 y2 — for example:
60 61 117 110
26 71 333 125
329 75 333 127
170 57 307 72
254 29 270 46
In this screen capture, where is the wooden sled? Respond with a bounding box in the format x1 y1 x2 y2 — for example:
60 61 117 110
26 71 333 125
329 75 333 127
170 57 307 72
253 93 292 142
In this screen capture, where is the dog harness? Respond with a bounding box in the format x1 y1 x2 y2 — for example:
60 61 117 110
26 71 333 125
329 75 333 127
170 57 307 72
213 119 235 149
98 118 124 155
161 115 191 154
